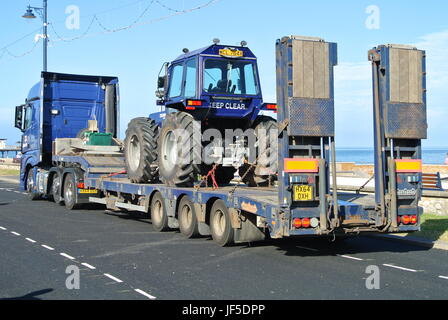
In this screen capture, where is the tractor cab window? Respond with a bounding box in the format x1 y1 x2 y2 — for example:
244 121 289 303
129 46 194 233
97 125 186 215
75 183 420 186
203 59 259 96
168 64 184 98
184 58 197 98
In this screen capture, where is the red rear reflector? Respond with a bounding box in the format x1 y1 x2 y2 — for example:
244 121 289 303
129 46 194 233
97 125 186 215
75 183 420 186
402 215 410 225
293 218 302 229
266 104 277 110
185 107 196 110
410 215 418 225
77 182 85 189
302 218 311 228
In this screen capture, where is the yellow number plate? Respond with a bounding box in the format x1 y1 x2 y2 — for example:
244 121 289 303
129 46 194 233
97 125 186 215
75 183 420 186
219 48 243 57
293 185 313 201
78 189 98 194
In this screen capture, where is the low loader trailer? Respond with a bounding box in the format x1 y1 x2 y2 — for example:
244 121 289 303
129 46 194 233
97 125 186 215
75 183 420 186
14 36 428 246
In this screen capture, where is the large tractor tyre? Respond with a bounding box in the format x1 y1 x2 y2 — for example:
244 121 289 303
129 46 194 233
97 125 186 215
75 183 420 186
150 192 169 232
63 173 82 210
158 112 201 187
239 116 278 187
178 196 200 239
26 168 40 201
209 200 234 247
124 117 159 183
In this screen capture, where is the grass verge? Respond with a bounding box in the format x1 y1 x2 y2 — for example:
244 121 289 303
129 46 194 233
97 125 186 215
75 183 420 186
0 169 20 176
408 214 448 243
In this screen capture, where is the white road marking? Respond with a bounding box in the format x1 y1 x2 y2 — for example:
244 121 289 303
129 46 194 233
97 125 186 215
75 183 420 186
0 226 6 230
104 273 123 283
134 289 156 300
296 245 319 252
383 264 418 273
81 263 96 270
26 238 36 243
337 254 364 261
42 245 55 251
439 275 448 280
11 231 21 236
14 191 21 194
60 253 75 260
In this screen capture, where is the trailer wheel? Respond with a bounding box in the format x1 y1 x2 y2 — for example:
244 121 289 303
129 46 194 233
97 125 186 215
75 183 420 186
63 173 81 210
239 116 278 187
150 192 169 232
178 196 199 239
158 112 201 187
124 117 159 183
209 200 234 247
51 172 63 205
26 168 40 201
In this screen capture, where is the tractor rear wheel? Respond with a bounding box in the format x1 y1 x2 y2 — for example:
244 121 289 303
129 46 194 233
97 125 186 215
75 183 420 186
124 117 159 183
239 116 278 187
158 112 201 187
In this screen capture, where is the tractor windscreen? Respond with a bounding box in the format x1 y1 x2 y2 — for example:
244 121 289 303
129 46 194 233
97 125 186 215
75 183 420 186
203 59 259 96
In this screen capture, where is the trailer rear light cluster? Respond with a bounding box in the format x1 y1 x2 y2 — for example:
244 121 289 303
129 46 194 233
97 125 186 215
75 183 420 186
77 182 85 189
293 217 319 229
397 215 418 225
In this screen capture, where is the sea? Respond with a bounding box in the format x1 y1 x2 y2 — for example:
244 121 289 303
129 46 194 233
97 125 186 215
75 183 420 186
2 149 447 165
336 148 448 165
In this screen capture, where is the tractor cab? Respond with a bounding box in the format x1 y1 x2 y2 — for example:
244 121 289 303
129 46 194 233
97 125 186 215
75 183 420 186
155 40 266 122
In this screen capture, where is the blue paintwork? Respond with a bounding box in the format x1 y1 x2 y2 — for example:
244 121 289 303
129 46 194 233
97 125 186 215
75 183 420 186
18 72 119 190
157 44 264 122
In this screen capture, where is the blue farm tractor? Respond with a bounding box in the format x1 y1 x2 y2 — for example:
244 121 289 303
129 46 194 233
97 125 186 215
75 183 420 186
124 40 278 187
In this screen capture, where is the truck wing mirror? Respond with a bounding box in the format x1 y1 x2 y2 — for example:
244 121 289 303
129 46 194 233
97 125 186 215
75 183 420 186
15 105 25 132
157 76 167 89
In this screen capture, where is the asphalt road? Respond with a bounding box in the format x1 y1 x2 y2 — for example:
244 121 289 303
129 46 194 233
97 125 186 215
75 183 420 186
0 177 447 300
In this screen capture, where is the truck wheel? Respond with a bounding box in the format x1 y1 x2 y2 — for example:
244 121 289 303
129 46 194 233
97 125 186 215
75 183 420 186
158 112 201 187
150 192 169 232
124 117 159 183
63 173 81 210
51 172 63 205
209 200 234 247
239 116 278 187
26 168 40 201
178 196 199 239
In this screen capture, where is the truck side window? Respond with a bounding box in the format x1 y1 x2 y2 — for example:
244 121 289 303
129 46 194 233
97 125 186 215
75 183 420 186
168 64 183 98
184 59 197 98
23 105 33 130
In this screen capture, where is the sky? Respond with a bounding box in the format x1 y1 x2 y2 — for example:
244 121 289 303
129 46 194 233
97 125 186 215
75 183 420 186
0 0 447 148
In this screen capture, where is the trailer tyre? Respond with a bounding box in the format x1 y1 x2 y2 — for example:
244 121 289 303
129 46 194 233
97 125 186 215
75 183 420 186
239 116 278 187
178 196 200 239
150 192 169 232
209 200 234 247
26 168 40 201
63 173 81 210
124 117 159 183
51 172 63 205
158 112 201 187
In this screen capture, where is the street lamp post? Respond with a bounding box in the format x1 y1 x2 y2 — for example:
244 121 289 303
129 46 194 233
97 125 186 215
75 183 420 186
22 0 48 72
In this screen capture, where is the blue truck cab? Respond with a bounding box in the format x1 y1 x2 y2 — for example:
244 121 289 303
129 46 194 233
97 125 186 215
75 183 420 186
14 72 119 193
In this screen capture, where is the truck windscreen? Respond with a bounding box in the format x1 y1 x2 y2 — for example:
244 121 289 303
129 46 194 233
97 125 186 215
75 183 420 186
203 59 259 96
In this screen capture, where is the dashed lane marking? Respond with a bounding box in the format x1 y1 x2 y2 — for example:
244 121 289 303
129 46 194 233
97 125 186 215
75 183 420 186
104 273 123 283
41 245 55 251
439 276 448 280
0 226 6 230
337 254 364 261
81 263 96 270
134 289 157 300
383 264 418 273
60 253 75 260
26 238 36 243
11 231 21 236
